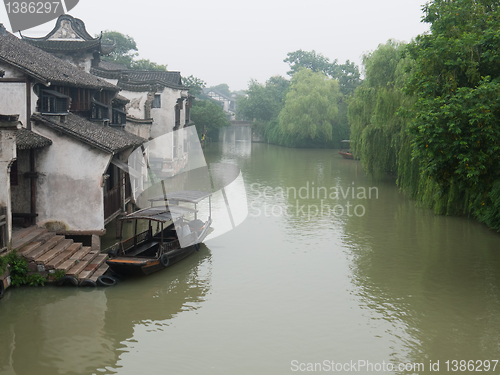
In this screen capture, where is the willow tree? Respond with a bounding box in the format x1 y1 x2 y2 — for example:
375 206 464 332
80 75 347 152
348 40 418 186
278 69 343 147
406 0 500 228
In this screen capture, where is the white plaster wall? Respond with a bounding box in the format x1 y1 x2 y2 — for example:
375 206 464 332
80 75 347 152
33 123 111 233
0 63 39 127
0 63 24 78
124 121 151 140
150 87 186 139
54 52 93 72
0 129 17 246
123 90 147 119
0 82 26 126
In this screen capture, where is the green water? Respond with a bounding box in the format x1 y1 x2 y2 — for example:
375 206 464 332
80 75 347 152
1 128 500 375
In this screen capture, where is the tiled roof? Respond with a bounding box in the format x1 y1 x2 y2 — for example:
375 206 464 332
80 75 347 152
0 31 118 91
32 113 145 154
23 39 102 52
22 15 96 42
91 63 186 92
113 94 130 104
21 15 115 55
96 61 128 71
16 128 52 150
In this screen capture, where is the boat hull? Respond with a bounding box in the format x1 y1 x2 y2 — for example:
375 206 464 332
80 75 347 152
338 150 354 159
107 244 197 276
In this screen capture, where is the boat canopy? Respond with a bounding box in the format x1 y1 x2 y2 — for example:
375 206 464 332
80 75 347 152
341 140 351 143
121 206 195 222
148 190 212 204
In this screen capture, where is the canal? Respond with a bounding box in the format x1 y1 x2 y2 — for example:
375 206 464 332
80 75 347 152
1 127 500 374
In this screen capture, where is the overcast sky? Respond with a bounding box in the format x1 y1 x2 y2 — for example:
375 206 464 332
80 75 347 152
1 0 430 91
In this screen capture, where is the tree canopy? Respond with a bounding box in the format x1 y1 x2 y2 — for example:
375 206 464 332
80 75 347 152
405 0 500 226
348 40 415 179
190 100 229 139
101 31 167 71
182 75 207 97
208 83 232 97
278 69 343 146
284 49 361 96
236 76 289 123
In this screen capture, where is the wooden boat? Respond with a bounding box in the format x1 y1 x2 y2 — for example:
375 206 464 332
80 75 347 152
338 150 355 159
338 140 357 159
106 191 212 276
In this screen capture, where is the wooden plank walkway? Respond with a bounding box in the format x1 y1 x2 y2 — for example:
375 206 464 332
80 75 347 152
12 228 48 250
8 226 114 287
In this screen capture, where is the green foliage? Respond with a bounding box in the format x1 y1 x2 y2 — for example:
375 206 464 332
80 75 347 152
349 1 500 231
101 30 138 68
348 40 418 181
278 69 344 147
7 251 28 287
0 254 8 276
101 31 167 71
236 76 289 122
209 84 232 97
131 59 167 71
284 50 361 96
190 100 230 139
405 0 500 223
53 269 66 282
182 75 207 97
27 273 47 287
284 49 334 76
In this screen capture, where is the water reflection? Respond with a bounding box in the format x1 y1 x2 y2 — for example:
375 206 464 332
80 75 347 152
218 127 252 158
342 182 500 371
0 246 212 375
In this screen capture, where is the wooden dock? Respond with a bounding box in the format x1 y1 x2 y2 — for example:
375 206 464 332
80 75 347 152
10 226 109 287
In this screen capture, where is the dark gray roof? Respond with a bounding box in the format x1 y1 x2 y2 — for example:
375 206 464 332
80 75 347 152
22 15 96 42
16 128 52 150
97 61 128 71
91 63 186 92
113 94 130 105
0 31 118 91
21 15 115 54
32 113 145 154
23 39 102 52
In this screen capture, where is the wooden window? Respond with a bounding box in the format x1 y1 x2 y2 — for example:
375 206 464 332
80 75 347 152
10 160 18 186
174 104 181 129
152 94 161 108
40 90 69 114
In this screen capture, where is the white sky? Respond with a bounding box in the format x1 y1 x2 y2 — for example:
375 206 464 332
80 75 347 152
1 0 430 91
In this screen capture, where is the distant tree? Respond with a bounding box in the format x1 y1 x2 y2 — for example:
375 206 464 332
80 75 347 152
337 60 361 96
182 75 207 97
190 100 229 139
209 83 232 97
100 31 167 71
131 59 167 71
284 50 334 76
284 50 361 96
237 76 289 122
279 69 343 146
101 30 138 68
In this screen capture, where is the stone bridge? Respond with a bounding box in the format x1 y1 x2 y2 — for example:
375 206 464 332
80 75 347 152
229 121 253 127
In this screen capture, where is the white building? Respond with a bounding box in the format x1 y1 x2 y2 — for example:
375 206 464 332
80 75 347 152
0 25 145 243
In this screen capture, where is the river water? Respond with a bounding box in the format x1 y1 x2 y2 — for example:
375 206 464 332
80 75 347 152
1 127 500 375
